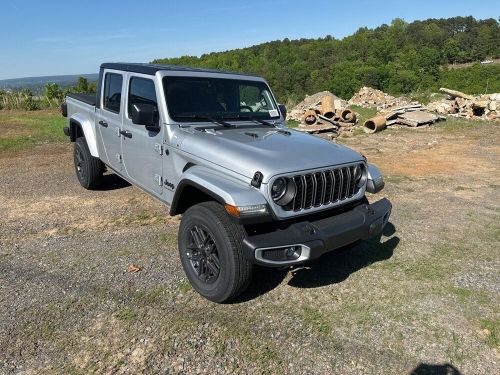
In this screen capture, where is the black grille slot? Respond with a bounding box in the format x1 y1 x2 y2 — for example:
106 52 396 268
287 164 362 212
323 171 333 205
292 176 303 211
304 174 314 209
314 172 324 207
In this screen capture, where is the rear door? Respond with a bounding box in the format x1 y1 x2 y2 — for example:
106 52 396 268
121 74 163 195
96 71 124 172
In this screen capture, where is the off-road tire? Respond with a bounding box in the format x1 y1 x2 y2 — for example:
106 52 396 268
74 137 103 189
178 201 252 303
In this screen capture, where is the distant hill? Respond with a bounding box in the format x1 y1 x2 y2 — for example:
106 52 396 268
153 16 500 102
0 74 98 95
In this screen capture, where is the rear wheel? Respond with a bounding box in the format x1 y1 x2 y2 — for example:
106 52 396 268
178 201 252 303
74 137 103 189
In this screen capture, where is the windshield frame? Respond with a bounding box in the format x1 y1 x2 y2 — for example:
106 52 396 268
161 74 281 124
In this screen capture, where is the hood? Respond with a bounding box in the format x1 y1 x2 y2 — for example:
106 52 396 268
179 126 364 182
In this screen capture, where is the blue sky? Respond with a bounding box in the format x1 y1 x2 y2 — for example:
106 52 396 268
0 0 498 80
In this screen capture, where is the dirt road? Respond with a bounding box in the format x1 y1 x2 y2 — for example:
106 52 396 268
0 117 498 374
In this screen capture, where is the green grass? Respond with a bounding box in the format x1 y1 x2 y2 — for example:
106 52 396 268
286 119 299 128
0 110 66 151
348 105 378 125
115 307 138 323
302 306 331 335
480 319 499 348
158 232 178 247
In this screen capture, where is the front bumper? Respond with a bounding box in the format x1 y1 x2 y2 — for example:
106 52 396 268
242 198 392 267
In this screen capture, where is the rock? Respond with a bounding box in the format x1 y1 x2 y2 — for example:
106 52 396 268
348 86 417 111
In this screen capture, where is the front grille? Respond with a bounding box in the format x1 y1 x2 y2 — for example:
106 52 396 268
287 165 361 212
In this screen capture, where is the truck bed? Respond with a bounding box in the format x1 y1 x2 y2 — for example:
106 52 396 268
66 93 96 106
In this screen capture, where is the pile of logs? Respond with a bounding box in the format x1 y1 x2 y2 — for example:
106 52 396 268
426 88 499 121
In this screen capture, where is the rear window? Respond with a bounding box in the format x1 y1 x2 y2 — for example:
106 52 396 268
103 73 123 113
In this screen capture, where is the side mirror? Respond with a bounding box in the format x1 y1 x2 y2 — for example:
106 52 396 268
278 104 287 119
130 103 158 129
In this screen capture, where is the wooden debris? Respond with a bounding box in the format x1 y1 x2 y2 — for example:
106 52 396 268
127 264 142 273
439 87 473 100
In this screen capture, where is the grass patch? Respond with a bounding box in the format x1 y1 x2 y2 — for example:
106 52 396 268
286 119 299 128
178 280 192 293
115 307 138 323
348 105 378 124
118 211 164 226
384 175 411 184
159 232 178 247
0 110 66 151
302 306 331 335
133 285 171 305
480 319 499 348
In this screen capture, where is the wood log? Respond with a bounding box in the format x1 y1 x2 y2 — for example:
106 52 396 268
439 88 473 100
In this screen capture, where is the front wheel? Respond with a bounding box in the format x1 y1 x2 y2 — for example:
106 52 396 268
178 201 252 303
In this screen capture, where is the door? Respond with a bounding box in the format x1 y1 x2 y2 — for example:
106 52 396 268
121 75 163 195
96 71 124 172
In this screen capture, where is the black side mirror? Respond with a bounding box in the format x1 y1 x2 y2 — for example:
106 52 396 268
278 104 287 119
130 103 158 130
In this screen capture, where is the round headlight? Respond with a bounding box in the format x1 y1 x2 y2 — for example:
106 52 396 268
354 164 366 187
271 178 287 201
271 178 296 206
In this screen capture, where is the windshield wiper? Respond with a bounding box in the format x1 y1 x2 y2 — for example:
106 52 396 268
222 114 275 127
175 114 233 128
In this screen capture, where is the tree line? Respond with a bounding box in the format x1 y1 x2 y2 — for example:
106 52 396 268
0 77 96 110
153 16 500 104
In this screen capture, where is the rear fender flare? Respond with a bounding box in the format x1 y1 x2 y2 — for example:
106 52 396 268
70 113 99 157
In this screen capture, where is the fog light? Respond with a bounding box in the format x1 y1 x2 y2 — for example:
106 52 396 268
285 246 301 260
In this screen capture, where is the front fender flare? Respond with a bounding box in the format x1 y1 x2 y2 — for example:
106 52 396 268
70 113 99 157
170 165 268 216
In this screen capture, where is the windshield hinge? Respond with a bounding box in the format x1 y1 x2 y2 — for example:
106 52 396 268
154 143 163 155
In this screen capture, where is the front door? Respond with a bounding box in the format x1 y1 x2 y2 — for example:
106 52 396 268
96 71 124 172
121 74 163 195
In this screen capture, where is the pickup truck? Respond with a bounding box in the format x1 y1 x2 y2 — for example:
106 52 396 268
62 63 391 303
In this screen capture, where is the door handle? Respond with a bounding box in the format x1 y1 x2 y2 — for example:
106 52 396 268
98 120 108 127
119 130 132 138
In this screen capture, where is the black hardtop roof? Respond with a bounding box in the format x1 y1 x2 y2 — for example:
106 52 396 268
100 63 260 77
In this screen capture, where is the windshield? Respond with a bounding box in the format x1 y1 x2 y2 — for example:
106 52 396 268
163 76 280 122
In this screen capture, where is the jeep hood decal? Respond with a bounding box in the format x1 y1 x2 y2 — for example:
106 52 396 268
180 127 364 181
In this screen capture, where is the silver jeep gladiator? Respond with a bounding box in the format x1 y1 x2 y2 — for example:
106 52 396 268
62 63 391 302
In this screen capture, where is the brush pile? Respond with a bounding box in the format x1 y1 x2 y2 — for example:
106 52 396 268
426 88 499 121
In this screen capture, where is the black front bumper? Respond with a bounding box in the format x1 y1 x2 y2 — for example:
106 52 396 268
242 198 392 267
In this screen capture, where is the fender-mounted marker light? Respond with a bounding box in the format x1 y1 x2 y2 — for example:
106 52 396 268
225 204 241 217
225 204 268 217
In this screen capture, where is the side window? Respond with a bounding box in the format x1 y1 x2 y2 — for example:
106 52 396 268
128 77 158 117
103 73 123 113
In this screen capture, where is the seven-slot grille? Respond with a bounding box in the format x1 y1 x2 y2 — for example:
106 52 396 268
285 164 362 211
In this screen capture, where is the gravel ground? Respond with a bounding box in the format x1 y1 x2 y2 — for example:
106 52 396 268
0 119 498 374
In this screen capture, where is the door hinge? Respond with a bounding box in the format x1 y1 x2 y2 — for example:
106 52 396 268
154 143 163 155
154 174 163 186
